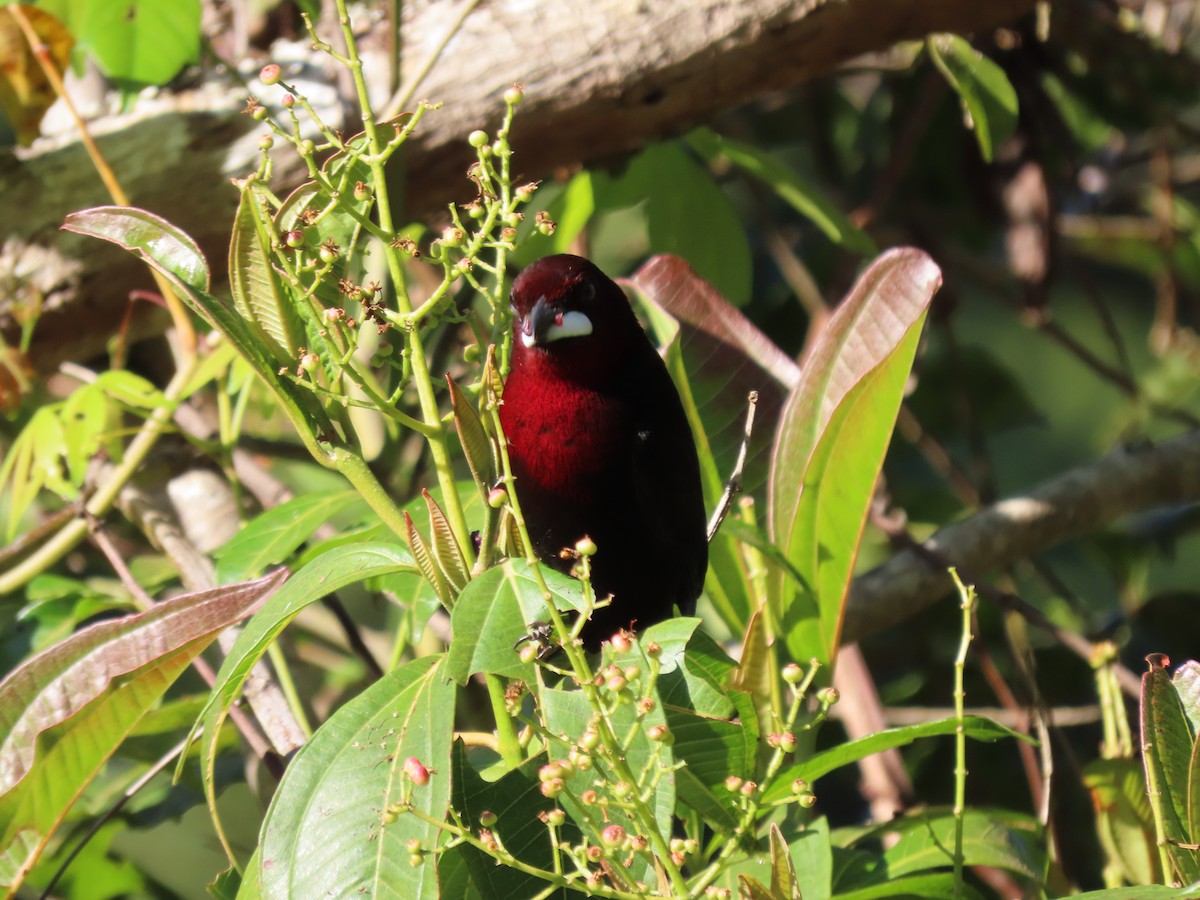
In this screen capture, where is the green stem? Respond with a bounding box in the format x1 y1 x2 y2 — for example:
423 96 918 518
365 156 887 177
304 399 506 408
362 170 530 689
484 674 523 768
949 569 974 900
267 643 313 739
330 448 409 540
332 0 474 563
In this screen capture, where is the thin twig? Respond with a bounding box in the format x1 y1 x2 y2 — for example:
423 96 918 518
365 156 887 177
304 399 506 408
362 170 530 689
707 391 758 542
871 514 1143 698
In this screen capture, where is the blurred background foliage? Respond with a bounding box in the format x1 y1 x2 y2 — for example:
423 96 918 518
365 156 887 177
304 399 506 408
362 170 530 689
4 0 1200 895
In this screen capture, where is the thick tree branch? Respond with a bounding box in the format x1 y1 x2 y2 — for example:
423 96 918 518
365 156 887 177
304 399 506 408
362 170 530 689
843 430 1200 643
1 0 1033 371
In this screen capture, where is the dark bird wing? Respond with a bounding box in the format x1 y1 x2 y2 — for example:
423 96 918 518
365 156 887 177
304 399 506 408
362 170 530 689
624 346 709 614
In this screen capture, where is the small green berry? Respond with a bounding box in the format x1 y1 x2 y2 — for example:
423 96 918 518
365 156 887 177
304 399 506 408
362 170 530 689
468 129 489 148
504 84 524 105
260 63 282 85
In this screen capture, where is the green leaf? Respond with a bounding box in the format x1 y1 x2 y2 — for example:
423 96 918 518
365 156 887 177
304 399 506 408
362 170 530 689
62 206 335 437
447 375 496 497
1083 757 1161 886
1173 660 1200 736
927 34 1018 163
1141 656 1200 884
94 369 168 411
446 742 584 899
190 544 416 803
0 571 284 893
873 808 1043 881
60 384 108 484
446 561 586 684
1070 887 1200 900
593 141 753 305
259 656 454 900
215 490 367 583
230 186 305 363
789 816 831 900
763 715 1033 805
422 490 469 593
832 872 985 900
235 850 262 900
36 0 200 86
768 249 941 669
687 127 877 257
61 205 207 291
542 680 675 884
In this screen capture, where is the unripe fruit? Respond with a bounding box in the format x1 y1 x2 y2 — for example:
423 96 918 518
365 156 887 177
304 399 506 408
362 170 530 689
260 64 282 85
504 84 524 105
468 129 489 148
403 757 430 786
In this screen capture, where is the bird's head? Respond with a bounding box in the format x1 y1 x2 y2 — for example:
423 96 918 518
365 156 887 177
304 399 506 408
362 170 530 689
509 255 642 376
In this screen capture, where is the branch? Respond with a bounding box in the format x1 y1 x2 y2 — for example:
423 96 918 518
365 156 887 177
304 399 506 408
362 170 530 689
843 429 1200 643
1 0 1034 371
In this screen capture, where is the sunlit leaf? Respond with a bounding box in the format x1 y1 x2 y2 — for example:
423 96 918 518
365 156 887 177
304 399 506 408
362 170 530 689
768 248 940 669
927 34 1019 163
43 0 200 86
61 206 208 292
763 715 1032 805
1141 655 1200 884
0 572 284 893
215 490 367 584
189 544 416 824
446 561 586 684
259 656 453 899
62 206 335 436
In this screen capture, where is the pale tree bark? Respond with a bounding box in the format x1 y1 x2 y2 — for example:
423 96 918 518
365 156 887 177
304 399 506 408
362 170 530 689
842 430 1200 643
0 0 1034 371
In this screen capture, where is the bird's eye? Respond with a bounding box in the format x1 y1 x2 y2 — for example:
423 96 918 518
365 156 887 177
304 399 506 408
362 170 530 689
577 281 596 303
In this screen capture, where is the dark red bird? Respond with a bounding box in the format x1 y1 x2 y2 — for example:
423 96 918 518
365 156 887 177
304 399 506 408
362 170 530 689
499 254 708 649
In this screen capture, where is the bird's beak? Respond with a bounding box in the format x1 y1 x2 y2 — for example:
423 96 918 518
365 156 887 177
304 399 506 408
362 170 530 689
520 296 593 348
